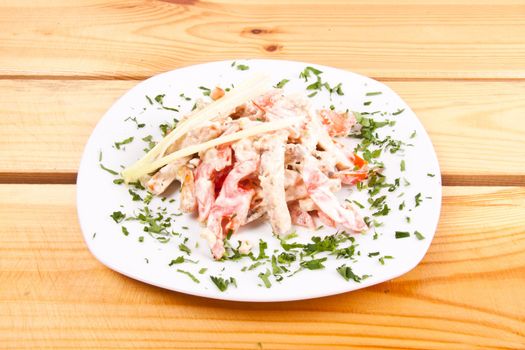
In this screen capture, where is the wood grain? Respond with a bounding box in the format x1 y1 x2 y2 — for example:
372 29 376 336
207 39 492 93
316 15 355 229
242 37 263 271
1 80 524 184
0 185 524 349
1 0 525 79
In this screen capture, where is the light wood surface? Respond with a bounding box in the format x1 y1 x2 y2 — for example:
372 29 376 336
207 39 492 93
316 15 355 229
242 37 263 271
1 1 525 79
1 80 525 184
1 0 524 349
0 185 524 350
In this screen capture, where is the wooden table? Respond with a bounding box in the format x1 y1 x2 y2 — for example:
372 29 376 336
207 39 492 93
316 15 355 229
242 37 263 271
1 1 524 349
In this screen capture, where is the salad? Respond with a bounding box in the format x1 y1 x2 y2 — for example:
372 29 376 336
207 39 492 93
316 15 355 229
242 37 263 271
122 74 369 260
90 61 438 295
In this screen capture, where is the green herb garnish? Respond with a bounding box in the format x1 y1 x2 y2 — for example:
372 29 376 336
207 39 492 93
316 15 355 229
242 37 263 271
378 255 394 265
414 231 425 240
177 269 200 283
179 243 191 255
199 86 211 96
169 256 185 265
128 189 142 201
210 276 237 292
300 257 327 270
256 239 268 260
392 108 405 116
277 252 296 264
274 79 290 88
395 231 410 239
415 193 422 207
110 211 126 223
114 136 134 150
258 269 272 288
337 264 367 282
100 163 118 175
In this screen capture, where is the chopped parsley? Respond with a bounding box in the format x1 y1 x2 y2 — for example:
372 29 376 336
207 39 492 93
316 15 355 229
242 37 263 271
351 200 365 209
372 204 390 217
100 163 118 175
114 136 134 150
299 66 323 81
153 94 179 112
277 252 296 264
258 269 272 288
392 108 405 116
366 91 382 96
210 276 237 292
179 243 191 255
307 91 318 98
199 86 211 96
198 268 207 274
337 264 369 282
124 116 145 128
121 226 129 236
247 261 265 271
236 64 250 71
414 231 425 240
169 256 185 265
378 255 393 265
300 257 327 270
177 269 200 283
415 193 423 207
395 231 410 239
110 211 126 223
142 135 156 152
304 236 338 256
179 93 191 101
256 239 269 260
271 255 283 275
400 160 406 172
274 79 290 88
128 189 142 201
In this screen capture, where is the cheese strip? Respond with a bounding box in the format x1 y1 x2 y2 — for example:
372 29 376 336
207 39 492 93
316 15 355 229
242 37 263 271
128 118 301 179
122 73 271 182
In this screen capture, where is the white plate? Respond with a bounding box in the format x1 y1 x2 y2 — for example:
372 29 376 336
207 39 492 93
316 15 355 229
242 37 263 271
77 59 441 302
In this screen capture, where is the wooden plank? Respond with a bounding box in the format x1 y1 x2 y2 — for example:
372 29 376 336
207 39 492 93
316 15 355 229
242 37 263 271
0 1 524 79
1 80 524 184
0 185 524 349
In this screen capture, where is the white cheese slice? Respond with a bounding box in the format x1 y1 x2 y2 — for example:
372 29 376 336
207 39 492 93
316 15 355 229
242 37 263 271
131 117 302 177
123 73 271 182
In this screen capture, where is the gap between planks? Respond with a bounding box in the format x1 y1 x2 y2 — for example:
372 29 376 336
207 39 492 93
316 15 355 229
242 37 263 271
1 172 524 186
